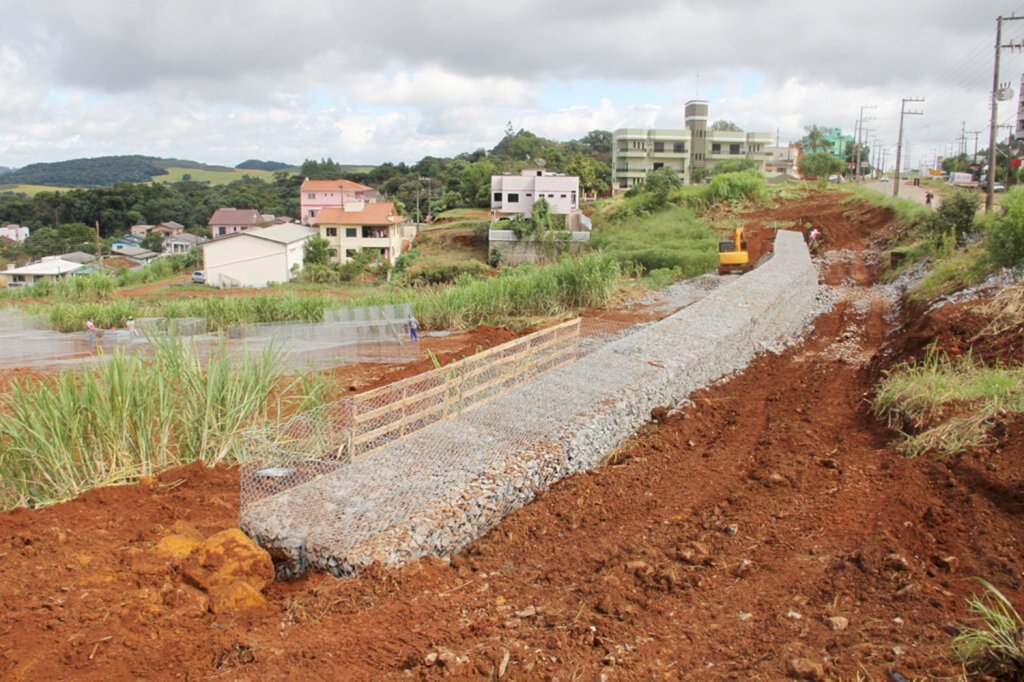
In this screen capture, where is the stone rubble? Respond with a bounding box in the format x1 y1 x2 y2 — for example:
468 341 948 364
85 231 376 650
241 230 822 577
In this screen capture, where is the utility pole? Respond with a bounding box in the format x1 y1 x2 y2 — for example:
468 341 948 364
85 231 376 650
893 97 924 197
854 105 876 182
94 220 102 269
988 14 1024 211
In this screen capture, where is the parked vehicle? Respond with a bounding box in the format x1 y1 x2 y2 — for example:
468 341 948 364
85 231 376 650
949 172 979 188
980 180 1006 193
191 270 207 284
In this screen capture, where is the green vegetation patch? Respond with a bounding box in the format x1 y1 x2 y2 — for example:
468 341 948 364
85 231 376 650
0 336 309 509
591 204 719 279
872 351 1024 457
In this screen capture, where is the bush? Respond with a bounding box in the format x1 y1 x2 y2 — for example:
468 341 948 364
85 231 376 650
987 186 1024 268
404 259 488 285
698 171 769 208
928 189 980 245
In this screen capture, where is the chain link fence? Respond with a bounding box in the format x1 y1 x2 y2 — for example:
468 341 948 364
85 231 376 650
238 318 581 507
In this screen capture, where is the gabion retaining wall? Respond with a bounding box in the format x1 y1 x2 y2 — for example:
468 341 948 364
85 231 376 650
240 231 820 577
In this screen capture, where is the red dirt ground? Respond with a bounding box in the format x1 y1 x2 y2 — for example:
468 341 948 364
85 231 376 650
1 193 1022 680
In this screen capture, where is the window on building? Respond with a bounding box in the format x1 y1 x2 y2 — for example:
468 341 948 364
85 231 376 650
218 227 226 235
326 227 337 237
673 142 685 153
654 142 665 153
711 144 721 153
571 190 577 205
560 194 567 198
653 162 664 170
730 144 741 154
493 192 502 202
508 192 519 202
548 194 555 198
345 228 357 238
307 193 315 199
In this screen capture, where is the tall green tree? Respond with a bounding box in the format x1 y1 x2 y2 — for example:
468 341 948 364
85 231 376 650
303 235 332 266
798 152 845 179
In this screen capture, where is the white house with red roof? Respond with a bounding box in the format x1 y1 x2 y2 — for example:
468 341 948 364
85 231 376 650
314 201 407 266
300 178 375 224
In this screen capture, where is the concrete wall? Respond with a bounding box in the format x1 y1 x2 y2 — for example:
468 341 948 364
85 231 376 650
241 230 820 577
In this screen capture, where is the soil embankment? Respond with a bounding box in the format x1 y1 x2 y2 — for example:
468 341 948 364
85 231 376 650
1 192 1021 680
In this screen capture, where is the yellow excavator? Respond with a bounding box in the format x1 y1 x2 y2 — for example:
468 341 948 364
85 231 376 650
718 226 752 275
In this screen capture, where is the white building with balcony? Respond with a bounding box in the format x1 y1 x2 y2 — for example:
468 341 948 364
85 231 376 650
490 169 579 219
612 100 776 190
315 201 407 266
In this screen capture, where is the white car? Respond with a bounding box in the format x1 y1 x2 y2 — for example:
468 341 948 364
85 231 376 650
191 270 207 284
880 176 890 183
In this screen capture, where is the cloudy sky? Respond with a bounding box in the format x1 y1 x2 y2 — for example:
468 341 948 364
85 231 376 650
2 0 1024 171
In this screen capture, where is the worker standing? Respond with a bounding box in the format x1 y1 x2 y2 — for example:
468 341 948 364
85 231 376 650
408 315 419 342
126 316 138 337
85 318 97 347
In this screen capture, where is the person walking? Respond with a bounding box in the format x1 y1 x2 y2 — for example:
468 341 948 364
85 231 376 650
126 316 138 337
925 191 934 207
408 314 419 342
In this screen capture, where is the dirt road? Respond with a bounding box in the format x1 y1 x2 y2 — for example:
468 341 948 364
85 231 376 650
1 193 1021 680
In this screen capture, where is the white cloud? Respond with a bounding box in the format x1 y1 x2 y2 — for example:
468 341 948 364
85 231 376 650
0 0 1021 169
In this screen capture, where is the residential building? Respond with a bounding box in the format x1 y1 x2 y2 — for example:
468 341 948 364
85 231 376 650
130 221 185 238
763 144 801 177
200 222 316 288
163 233 206 255
611 99 775 189
300 178 375 224
116 246 160 265
801 127 854 158
208 208 265 239
315 201 406 266
111 234 144 252
1 257 84 287
0 224 29 242
490 169 580 219
58 251 98 265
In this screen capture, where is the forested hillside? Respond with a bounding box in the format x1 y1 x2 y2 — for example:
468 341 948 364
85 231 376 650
0 129 613 251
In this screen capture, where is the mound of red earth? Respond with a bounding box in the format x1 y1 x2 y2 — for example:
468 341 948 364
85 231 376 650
0 192 1021 680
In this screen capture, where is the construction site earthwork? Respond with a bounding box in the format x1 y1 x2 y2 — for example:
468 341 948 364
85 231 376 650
1 190 1023 681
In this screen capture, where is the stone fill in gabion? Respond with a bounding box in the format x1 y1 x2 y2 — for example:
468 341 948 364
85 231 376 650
240 231 820 577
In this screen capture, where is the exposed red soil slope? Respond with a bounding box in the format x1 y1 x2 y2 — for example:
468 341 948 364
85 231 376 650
1 192 1020 680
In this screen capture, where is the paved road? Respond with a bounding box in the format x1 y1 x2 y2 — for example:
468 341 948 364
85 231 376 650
860 180 934 205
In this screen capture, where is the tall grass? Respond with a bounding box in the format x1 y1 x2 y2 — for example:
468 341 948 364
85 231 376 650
0 336 289 509
872 350 1024 457
591 205 719 278
842 185 932 230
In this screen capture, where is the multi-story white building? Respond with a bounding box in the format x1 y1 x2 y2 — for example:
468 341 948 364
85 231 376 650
315 201 407 266
612 100 775 189
300 179 375 225
490 169 579 219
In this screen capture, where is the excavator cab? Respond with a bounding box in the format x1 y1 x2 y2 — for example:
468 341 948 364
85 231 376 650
718 226 752 275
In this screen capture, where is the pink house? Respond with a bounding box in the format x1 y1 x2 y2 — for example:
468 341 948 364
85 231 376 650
300 178 374 224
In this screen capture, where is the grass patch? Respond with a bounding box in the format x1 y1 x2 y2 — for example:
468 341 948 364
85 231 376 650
841 185 932 230
909 243 996 302
157 166 279 184
591 204 719 279
0 335 309 509
0 183 77 196
872 351 1024 457
953 578 1024 680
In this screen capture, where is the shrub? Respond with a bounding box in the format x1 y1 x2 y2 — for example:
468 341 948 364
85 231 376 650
698 171 769 208
987 186 1024 268
404 259 488 285
928 189 979 245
